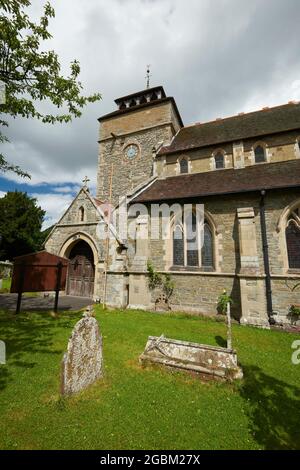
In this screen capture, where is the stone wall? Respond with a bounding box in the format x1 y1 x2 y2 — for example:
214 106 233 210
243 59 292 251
99 101 181 140
157 129 300 177
271 278 300 323
44 90 300 326
45 180 300 325
131 189 300 323
150 272 241 318
97 101 181 205
45 189 103 259
146 194 262 274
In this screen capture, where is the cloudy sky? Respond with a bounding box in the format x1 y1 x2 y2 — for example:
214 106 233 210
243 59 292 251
1 0 300 228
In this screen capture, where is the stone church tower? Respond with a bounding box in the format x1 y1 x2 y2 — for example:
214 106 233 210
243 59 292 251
45 83 300 328
97 86 182 205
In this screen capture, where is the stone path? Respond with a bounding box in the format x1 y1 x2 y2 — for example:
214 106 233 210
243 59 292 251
0 294 92 312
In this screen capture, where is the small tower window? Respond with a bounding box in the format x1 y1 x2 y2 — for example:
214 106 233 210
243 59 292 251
214 152 225 169
254 145 266 163
179 158 188 174
79 206 85 222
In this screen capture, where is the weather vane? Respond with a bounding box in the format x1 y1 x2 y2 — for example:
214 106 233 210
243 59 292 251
145 64 152 89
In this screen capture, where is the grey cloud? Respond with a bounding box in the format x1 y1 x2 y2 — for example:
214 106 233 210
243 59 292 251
1 0 300 188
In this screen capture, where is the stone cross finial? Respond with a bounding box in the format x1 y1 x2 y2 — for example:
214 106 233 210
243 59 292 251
82 176 90 188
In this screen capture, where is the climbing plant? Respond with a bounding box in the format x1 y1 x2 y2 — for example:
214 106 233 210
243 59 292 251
217 289 233 315
147 260 175 303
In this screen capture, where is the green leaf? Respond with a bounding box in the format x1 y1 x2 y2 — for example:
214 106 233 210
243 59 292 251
0 0 101 177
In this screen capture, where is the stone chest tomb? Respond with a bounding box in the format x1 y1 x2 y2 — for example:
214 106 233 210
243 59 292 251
140 335 243 381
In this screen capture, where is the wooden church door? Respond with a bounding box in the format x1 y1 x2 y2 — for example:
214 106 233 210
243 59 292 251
67 241 95 297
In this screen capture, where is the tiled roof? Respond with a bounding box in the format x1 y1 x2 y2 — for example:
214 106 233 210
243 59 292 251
158 102 300 155
93 197 104 207
133 160 300 203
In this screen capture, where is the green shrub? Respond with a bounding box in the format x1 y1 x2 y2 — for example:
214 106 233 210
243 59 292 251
147 260 174 301
289 305 300 316
217 289 233 315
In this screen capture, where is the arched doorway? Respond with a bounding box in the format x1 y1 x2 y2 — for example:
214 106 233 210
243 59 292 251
67 240 95 297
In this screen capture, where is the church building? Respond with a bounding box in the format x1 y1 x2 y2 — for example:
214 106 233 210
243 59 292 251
45 85 300 327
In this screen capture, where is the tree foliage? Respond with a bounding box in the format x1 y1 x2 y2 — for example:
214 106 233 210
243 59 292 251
0 0 101 177
0 191 45 259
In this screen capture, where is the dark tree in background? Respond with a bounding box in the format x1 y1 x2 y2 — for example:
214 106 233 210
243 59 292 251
0 191 45 260
0 0 101 177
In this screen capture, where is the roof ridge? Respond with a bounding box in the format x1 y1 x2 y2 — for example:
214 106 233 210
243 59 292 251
184 101 300 130
158 101 300 156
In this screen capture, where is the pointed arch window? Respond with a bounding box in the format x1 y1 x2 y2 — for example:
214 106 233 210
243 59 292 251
286 207 300 269
186 211 199 266
171 209 214 270
214 152 225 169
79 206 85 222
202 224 213 267
179 158 189 174
254 144 266 163
173 223 184 266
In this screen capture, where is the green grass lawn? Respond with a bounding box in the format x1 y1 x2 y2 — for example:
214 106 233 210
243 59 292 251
0 278 39 297
0 306 299 450
0 278 11 293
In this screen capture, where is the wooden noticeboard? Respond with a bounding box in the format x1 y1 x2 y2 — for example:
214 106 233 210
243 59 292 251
11 251 69 314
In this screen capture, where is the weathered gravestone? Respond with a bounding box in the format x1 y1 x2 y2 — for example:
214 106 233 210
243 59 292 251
61 306 103 395
140 335 243 381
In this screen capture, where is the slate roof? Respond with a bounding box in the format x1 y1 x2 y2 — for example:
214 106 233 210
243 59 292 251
158 102 300 155
133 159 300 203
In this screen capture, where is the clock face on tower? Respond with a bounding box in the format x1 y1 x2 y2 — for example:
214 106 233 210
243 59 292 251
124 143 139 161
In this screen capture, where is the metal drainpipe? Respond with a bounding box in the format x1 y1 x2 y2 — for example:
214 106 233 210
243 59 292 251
259 190 273 323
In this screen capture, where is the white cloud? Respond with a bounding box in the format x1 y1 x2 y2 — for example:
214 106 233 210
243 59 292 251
243 79 300 115
52 185 81 194
30 192 74 229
